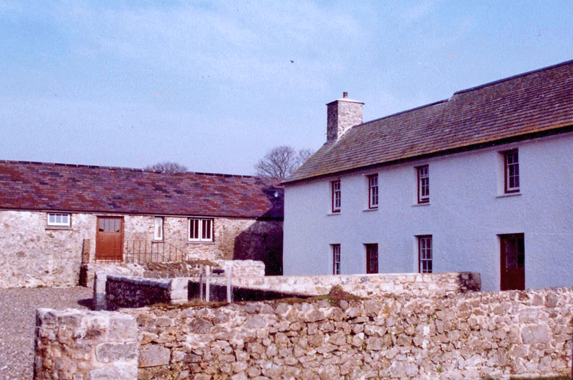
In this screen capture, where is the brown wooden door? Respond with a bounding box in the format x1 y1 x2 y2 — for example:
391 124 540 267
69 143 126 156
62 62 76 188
366 244 379 274
500 234 525 290
96 217 123 261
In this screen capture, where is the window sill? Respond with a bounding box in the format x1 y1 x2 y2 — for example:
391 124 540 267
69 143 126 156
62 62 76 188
327 212 341 216
187 241 215 245
363 208 378 212
496 192 521 199
412 203 430 207
45 226 72 230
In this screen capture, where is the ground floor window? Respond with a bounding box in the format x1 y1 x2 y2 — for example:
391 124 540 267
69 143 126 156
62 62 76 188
418 235 432 273
47 213 71 227
189 218 213 242
365 244 378 274
332 244 341 274
154 217 164 241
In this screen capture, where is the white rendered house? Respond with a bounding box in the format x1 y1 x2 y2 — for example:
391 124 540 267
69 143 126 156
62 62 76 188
282 60 573 291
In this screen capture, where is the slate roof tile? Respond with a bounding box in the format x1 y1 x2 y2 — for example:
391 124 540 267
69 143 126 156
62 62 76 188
285 59 573 183
0 161 283 219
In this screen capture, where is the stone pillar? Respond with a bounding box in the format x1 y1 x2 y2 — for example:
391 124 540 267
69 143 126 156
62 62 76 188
93 271 108 311
34 308 139 380
169 277 189 304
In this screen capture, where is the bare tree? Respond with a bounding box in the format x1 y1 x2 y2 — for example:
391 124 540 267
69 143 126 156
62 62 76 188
145 161 188 173
255 145 314 178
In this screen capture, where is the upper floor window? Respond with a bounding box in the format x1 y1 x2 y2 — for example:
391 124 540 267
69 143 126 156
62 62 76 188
368 175 379 209
504 149 519 193
331 180 341 213
189 218 213 242
417 165 430 204
332 244 341 274
418 235 433 273
154 217 164 241
47 213 71 227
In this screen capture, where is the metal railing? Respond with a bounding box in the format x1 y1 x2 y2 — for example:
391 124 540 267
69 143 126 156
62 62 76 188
123 240 186 263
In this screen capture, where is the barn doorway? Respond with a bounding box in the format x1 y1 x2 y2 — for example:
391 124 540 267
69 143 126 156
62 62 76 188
96 217 124 261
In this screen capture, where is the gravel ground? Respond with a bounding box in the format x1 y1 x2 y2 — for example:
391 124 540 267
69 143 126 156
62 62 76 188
0 287 93 380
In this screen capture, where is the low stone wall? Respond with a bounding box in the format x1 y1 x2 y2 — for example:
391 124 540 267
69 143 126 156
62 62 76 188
83 260 265 287
215 260 266 278
34 308 139 380
93 260 266 309
105 276 189 310
212 271 481 298
35 286 573 379
102 271 480 310
129 286 573 379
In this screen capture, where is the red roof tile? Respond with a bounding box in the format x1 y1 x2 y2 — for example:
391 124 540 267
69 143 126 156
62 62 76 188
285 60 573 183
0 161 283 219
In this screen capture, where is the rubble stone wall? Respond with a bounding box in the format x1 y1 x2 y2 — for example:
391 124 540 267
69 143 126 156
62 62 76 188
0 210 93 288
1 207 279 288
34 287 573 379
34 308 139 380
129 287 573 380
218 271 481 298
102 271 479 310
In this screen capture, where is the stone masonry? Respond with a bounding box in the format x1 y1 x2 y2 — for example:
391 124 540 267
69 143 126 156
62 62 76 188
327 93 364 142
0 208 282 288
129 286 573 379
34 286 573 379
34 308 139 380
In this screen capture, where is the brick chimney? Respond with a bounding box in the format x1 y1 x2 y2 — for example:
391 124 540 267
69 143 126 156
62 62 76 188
327 92 364 143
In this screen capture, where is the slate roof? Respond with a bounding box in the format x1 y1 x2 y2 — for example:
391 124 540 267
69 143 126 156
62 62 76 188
0 161 283 219
285 59 573 183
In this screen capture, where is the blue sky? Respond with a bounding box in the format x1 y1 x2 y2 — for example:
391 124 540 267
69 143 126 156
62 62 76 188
1 0 572 175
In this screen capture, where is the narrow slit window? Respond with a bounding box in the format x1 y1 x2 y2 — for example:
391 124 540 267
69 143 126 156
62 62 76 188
368 175 379 209
504 149 520 193
332 244 341 274
418 235 433 273
417 165 429 204
154 217 164 241
331 180 341 213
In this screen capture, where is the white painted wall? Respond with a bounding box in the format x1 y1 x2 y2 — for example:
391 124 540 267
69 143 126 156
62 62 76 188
284 132 573 291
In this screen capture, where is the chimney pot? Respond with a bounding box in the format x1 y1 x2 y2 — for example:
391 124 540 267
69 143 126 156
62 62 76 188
343 92 348 98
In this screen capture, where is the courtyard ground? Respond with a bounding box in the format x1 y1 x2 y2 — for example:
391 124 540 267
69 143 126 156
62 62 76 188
0 286 92 380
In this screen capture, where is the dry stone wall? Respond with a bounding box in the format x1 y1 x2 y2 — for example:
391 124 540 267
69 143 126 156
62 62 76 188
34 308 139 380
34 285 573 379
101 271 477 311
128 287 573 380
213 271 481 298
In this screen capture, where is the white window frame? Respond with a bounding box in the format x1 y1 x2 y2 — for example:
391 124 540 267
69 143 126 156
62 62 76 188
368 174 379 209
154 217 164 241
504 149 520 193
417 165 430 204
418 235 433 273
331 180 341 213
47 213 71 227
332 244 341 274
188 218 214 242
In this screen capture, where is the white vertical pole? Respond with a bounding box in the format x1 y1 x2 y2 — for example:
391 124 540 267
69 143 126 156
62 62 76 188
226 266 232 303
199 267 204 301
205 265 211 303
